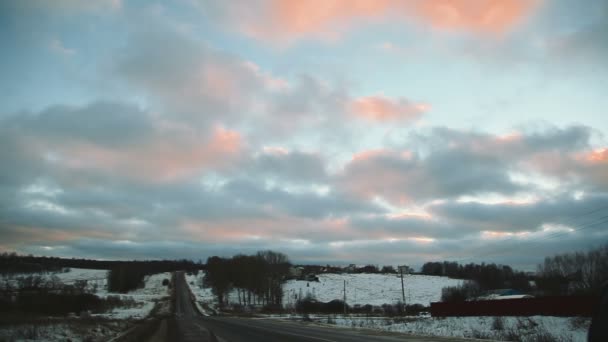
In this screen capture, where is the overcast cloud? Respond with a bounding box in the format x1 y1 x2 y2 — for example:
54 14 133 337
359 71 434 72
1 0 607 270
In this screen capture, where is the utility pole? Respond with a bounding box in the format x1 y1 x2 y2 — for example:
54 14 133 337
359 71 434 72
399 266 406 313
343 279 347 315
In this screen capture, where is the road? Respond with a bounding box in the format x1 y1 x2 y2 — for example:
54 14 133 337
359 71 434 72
170 271 473 342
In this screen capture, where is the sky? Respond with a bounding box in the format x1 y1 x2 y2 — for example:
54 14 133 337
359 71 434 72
1 0 607 270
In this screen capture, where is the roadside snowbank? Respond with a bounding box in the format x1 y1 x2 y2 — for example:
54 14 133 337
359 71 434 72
299 314 590 342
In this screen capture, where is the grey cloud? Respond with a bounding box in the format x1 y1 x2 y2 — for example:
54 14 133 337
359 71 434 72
114 20 269 125
19 228 607 270
338 148 520 203
339 125 600 204
351 215 468 240
521 125 591 152
423 148 520 197
245 150 328 183
538 0 608 67
223 179 384 219
7 102 153 147
430 193 608 233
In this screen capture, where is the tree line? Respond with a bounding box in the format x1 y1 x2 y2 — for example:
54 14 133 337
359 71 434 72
421 261 531 292
0 252 201 275
438 244 608 301
536 243 608 296
204 250 290 308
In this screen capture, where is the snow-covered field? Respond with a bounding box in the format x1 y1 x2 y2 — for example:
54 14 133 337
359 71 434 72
284 273 462 306
186 272 462 308
95 271 172 319
305 314 589 342
0 268 107 292
1 268 171 319
0 269 172 341
185 271 461 318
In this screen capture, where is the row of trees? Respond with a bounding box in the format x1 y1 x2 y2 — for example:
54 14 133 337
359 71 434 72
421 261 531 291
536 244 608 295
1 274 94 315
204 250 290 308
0 252 200 275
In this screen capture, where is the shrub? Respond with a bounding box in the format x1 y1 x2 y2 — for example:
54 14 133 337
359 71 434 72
469 329 494 339
381 303 405 316
532 330 560 342
351 304 373 314
295 298 349 314
405 304 427 316
503 329 521 342
492 316 505 331
441 281 481 302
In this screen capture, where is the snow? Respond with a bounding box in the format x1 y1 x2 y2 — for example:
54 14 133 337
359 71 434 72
186 272 219 314
0 268 171 319
184 273 213 316
0 320 130 342
315 315 590 342
0 269 172 341
187 272 461 308
0 268 107 292
284 273 463 306
95 272 172 319
53 268 108 283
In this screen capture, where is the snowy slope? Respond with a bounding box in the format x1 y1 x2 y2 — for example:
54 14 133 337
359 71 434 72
187 272 462 307
186 273 216 309
96 272 172 319
284 273 463 306
51 268 107 283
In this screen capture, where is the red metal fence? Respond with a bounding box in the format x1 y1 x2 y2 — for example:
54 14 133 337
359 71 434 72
430 296 598 317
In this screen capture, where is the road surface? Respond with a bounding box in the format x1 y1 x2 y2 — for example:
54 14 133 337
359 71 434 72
170 271 474 342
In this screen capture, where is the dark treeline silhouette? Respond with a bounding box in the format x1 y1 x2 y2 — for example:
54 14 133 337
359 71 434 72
0 252 201 276
421 261 531 292
536 244 608 296
107 264 146 293
204 250 290 308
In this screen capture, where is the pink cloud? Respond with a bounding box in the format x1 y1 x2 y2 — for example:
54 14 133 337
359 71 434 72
231 0 540 42
41 126 244 183
585 148 608 164
350 95 429 122
4 225 114 245
340 149 416 203
408 0 540 34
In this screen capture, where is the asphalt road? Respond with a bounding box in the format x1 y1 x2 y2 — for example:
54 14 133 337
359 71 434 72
171 272 474 342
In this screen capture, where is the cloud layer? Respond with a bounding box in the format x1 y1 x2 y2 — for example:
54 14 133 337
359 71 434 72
1 0 607 269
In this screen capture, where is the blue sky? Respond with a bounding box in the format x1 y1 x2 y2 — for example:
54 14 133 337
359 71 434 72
1 0 607 269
